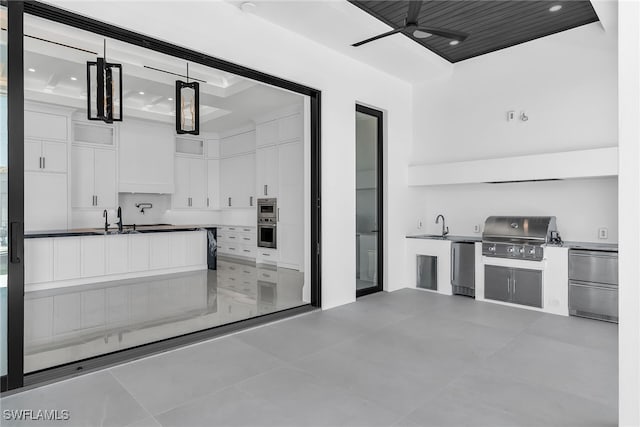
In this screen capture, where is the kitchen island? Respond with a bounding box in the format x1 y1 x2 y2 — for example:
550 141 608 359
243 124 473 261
25 226 213 291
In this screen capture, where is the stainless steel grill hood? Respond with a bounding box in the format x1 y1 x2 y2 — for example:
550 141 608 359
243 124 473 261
482 216 558 261
482 216 557 244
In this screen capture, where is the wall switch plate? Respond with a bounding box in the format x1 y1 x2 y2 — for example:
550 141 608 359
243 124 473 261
473 224 481 233
507 111 515 121
598 227 608 239
417 220 423 229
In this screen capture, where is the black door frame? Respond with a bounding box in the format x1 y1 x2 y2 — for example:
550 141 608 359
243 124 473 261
355 104 383 298
2 0 322 392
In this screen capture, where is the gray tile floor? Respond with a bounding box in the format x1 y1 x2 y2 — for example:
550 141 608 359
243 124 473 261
2 289 617 427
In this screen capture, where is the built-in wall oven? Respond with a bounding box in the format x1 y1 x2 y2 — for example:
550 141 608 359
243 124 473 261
257 198 277 248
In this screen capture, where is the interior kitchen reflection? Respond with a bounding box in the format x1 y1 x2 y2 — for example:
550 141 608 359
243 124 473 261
22 15 310 372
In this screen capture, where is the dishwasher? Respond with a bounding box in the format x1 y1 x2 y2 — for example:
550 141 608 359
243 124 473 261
451 242 476 297
568 249 618 323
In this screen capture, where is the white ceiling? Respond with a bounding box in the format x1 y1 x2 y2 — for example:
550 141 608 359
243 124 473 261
18 13 303 132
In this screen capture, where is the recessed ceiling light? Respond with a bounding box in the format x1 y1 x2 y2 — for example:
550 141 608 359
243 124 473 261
549 4 562 12
168 97 173 101
28 68 36 72
413 30 432 39
138 91 145 95
70 76 77 81
449 40 460 46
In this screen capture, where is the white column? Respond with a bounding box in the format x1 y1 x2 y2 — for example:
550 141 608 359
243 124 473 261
618 1 640 425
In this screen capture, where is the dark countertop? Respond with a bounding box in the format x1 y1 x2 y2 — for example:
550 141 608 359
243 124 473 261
553 241 619 252
25 224 218 239
406 234 481 243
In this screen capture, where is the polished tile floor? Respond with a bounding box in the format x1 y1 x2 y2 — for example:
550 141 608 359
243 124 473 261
3 289 617 426
23 259 306 372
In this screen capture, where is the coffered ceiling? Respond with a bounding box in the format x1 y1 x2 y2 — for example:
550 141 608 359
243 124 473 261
349 1 600 63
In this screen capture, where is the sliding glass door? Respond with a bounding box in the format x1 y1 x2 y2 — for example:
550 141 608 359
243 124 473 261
1 3 8 385
355 104 383 297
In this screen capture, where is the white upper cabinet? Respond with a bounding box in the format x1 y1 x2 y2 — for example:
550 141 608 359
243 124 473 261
71 146 116 209
255 121 279 148
206 139 220 159
119 120 174 193
207 159 220 210
25 139 67 173
279 113 303 142
221 153 255 208
173 156 207 209
256 146 279 198
25 110 68 141
220 130 255 157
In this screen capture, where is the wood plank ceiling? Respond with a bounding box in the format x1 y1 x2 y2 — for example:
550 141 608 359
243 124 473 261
349 1 600 63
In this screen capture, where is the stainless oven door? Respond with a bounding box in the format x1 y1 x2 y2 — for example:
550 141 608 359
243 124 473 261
258 224 277 249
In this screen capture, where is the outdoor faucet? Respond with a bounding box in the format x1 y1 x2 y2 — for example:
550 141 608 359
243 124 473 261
102 210 109 232
116 206 123 232
435 214 449 237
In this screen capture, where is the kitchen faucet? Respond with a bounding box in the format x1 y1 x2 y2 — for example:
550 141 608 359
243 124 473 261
102 210 109 232
436 214 449 237
116 206 123 232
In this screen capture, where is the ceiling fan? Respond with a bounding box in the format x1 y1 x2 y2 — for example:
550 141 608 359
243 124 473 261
352 1 469 47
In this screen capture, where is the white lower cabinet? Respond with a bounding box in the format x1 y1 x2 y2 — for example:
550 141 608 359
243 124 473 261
218 226 256 260
53 238 81 281
129 234 150 272
24 239 54 284
81 236 105 278
149 233 171 270
106 235 129 275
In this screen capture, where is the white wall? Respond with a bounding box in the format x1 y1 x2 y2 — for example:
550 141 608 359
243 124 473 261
409 19 618 246
407 177 618 244
618 1 640 424
48 0 413 308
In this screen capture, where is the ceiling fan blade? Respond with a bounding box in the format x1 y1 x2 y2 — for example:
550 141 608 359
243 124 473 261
406 1 423 24
352 28 404 47
415 26 469 42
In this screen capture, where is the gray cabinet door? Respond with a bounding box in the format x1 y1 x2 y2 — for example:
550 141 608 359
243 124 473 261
512 268 543 308
484 265 510 302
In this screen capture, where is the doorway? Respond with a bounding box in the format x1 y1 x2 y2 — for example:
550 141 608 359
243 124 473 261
355 104 383 297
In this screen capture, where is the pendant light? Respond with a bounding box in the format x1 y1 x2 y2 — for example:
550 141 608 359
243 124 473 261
176 63 200 135
86 40 122 123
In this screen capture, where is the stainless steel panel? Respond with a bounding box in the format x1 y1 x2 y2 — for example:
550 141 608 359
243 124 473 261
417 255 437 291
451 242 475 289
569 250 618 285
511 268 543 308
569 281 618 323
484 265 510 302
482 216 557 243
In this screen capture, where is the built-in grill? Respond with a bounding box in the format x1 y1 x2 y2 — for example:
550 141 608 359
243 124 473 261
482 216 558 261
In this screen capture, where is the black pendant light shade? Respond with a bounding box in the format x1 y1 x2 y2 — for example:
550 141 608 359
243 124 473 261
176 80 199 135
86 56 122 123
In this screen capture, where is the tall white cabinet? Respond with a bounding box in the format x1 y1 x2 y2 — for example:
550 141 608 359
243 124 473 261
24 106 71 231
220 130 256 208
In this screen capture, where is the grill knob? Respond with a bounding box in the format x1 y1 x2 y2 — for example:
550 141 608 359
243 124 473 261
488 246 496 252
529 248 536 255
518 247 525 254
507 247 514 253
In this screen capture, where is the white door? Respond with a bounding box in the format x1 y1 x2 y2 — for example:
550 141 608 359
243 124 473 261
174 156 190 208
256 146 278 198
42 141 67 173
235 152 255 208
25 172 68 231
207 159 220 210
94 149 116 208
220 156 237 208
24 139 42 172
189 158 207 209
71 146 95 208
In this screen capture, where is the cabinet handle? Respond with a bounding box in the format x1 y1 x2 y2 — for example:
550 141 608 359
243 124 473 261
277 208 280 222
451 246 456 283
228 197 231 207
243 237 250 241
250 196 253 206
42 156 45 169
39 157 43 169
264 184 267 196
513 278 517 294
207 197 210 207
507 276 511 296
95 195 98 206
243 249 250 253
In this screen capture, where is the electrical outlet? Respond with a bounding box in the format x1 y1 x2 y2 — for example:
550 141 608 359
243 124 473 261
507 111 515 122
598 227 608 240
417 219 423 229
473 224 481 233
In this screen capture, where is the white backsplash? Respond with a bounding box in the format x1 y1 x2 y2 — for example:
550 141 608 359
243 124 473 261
118 193 171 225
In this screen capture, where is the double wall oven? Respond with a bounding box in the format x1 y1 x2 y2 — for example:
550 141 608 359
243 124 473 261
257 198 277 248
